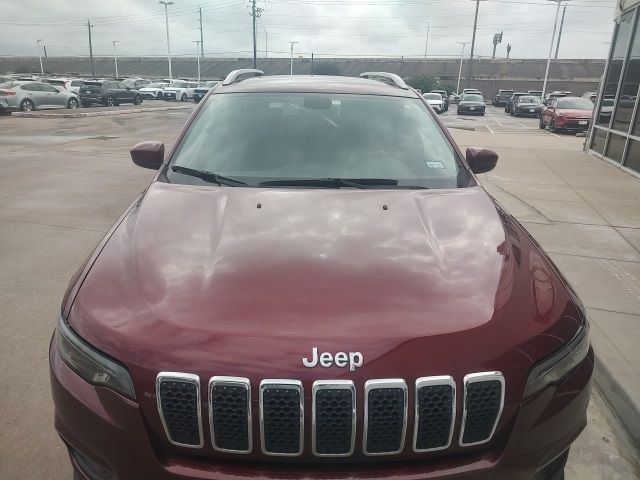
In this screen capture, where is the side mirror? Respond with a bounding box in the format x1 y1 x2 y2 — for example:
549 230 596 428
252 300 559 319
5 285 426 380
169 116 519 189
466 147 498 174
130 141 164 170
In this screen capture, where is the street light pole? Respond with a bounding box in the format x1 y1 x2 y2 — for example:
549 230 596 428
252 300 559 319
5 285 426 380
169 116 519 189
286 41 298 75
456 41 470 94
542 0 565 100
112 41 119 78
159 1 174 80
424 21 430 58
193 40 201 82
263 27 268 58
466 0 483 89
36 39 44 75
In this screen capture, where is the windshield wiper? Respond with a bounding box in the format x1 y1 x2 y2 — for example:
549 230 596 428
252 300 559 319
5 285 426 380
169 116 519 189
171 165 247 186
258 178 404 189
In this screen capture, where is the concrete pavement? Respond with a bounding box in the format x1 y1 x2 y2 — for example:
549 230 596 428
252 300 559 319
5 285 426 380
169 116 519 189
451 110 640 449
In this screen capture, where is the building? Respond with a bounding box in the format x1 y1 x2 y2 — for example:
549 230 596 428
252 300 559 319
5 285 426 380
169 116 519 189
588 0 640 173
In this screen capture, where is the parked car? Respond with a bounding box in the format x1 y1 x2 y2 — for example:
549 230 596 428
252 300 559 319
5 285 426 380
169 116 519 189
430 89 449 111
449 93 461 104
79 80 143 107
457 93 486 115
423 92 445 113
0 81 80 112
42 78 71 90
511 95 543 117
193 80 220 103
598 96 615 123
123 78 151 89
139 82 169 100
462 88 482 96
50 69 593 480
504 92 527 114
492 89 514 107
540 96 594 133
543 91 569 105
161 80 191 101
582 91 598 101
527 90 543 98
66 79 86 95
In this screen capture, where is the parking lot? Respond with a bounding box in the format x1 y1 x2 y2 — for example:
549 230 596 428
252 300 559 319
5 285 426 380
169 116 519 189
0 105 638 479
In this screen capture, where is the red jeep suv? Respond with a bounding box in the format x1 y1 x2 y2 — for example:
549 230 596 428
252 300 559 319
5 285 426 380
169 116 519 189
50 70 593 480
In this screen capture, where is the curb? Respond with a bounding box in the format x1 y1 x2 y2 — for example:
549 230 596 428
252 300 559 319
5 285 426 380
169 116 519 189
11 105 193 118
593 354 640 449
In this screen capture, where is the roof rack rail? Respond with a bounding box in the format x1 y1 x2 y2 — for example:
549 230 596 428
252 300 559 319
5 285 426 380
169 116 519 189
222 69 264 86
360 72 409 90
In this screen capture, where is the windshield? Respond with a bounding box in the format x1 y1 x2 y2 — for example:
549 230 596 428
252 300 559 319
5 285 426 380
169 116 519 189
462 94 483 102
500 91 514 95
557 98 594 110
602 98 615 107
424 93 442 100
171 81 188 88
519 96 541 103
169 93 465 189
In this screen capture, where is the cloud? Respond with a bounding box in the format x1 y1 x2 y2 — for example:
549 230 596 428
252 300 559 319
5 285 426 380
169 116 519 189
0 0 617 59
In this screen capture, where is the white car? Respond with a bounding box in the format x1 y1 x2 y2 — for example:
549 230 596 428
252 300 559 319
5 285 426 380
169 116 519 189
423 92 444 113
139 82 169 100
161 80 192 101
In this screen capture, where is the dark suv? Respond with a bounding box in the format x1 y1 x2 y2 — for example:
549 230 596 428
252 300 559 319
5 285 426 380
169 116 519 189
79 80 143 107
492 89 514 107
51 70 592 480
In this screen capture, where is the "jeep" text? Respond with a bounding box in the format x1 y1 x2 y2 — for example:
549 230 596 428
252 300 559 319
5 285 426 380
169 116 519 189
302 347 364 371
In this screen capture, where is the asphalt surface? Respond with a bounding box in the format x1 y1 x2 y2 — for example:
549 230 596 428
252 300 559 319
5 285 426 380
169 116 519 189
0 104 638 480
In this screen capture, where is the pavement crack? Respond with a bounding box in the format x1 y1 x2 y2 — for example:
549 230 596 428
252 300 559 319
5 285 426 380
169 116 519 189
0 217 106 233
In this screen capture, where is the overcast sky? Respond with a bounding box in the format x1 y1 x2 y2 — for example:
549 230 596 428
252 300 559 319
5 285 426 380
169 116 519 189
0 0 618 60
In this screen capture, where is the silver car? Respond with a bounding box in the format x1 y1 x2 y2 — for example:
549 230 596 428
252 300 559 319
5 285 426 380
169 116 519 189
0 81 80 112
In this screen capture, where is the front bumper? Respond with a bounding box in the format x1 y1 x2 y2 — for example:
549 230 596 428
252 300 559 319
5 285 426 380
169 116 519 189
0 97 11 111
51 336 593 480
516 108 543 117
556 118 591 131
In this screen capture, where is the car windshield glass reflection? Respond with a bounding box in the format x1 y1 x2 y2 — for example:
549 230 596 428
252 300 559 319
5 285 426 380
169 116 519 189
169 93 466 189
557 98 594 110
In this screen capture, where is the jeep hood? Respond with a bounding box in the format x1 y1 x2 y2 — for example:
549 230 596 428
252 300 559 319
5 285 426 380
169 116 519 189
70 182 582 398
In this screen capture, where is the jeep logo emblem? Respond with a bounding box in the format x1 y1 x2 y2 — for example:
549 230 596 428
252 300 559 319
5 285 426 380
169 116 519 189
302 347 363 371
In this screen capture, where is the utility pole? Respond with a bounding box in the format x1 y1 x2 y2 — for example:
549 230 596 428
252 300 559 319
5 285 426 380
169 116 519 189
424 21 430 58
36 39 44 75
159 1 174 80
286 41 298 75
193 41 201 81
507 43 512 59
198 5 204 58
542 0 566 100
555 4 566 60
112 41 119 78
252 0 257 68
86 21 95 79
467 0 484 89
456 41 470 94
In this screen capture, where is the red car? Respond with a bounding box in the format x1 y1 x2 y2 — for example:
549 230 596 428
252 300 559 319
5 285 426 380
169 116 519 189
50 70 593 480
539 96 594 133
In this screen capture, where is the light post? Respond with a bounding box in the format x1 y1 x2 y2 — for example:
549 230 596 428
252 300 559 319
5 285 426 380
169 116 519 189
193 40 201 82
112 41 119 78
424 21 430 58
456 42 470 94
542 0 568 99
36 39 44 75
159 1 174 80
286 41 298 75
263 27 268 58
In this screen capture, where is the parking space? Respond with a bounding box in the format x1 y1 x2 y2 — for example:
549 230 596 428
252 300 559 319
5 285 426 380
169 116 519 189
440 104 571 137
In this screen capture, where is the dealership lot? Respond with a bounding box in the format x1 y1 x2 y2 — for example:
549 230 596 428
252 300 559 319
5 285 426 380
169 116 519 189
0 109 638 479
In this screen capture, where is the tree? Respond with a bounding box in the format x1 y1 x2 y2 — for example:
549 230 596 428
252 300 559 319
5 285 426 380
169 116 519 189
313 63 342 76
404 74 440 93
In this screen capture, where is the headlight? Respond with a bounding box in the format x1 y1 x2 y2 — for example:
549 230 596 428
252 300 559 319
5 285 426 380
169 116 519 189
55 317 136 399
524 322 590 398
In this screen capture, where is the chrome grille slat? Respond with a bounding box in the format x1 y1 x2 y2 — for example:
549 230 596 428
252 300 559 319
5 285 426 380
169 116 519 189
209 376 252 454
259 379 304 456
459 372 505 447
363 379 408 456
413 376 456 452
156 372 204 449
312 380 356 457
